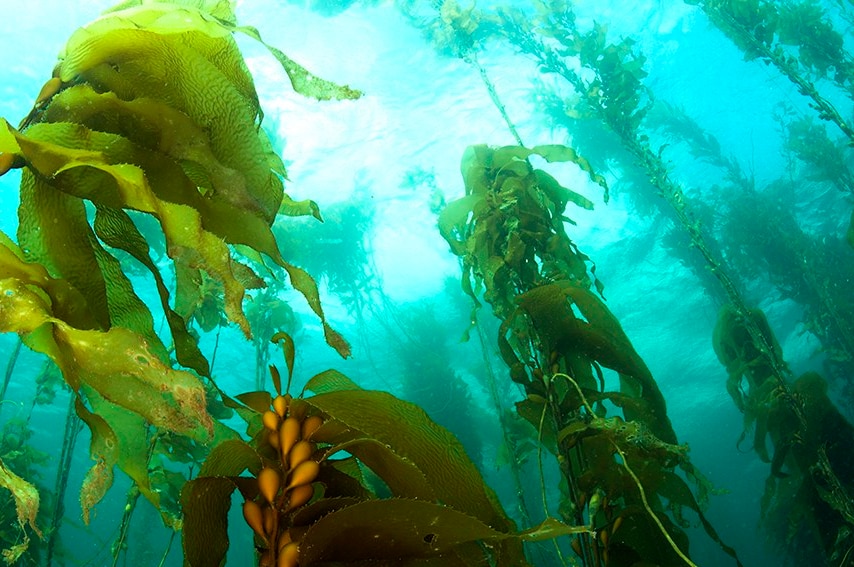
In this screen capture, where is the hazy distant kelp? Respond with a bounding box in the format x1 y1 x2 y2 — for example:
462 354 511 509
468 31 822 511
0 0 360 561
686 0 854 242
385 299 487 468
714 306 854 565
718 184 854 386
647 100 854 387
0 358 62 563
647 93 854 405
272 191 378 316
687 0 854 140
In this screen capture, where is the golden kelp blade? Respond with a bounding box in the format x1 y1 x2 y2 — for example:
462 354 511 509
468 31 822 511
0 459 41 563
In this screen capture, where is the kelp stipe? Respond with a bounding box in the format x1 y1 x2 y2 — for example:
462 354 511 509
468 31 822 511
0 0 359 561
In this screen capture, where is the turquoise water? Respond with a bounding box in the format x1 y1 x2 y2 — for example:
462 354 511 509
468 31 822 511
1 1 853 566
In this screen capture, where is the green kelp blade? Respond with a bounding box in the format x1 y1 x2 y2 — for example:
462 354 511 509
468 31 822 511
534 168 595 212
93 206 210 376
4 121 256 336
181 477 239 567
530 144 609 201
197 438 262 477
461 144 607 202
18 170 111 330
90 231 164 346
83 389 166 515
0 458 41 563
322 438 437 501
460 145 492 196
234 390 273 416
282 262 351 358
519 516 591 541
95 0 360 102
0 277 214 440
304 368 361 394
298 499 525 566
278 193 323 221
271 331 296 384
517 281 677 444
0 230 95 329
234 25 362 101
59 28 281 223
40 85 264 222
302 385 528 561
438 194 481 256
301 389 515 534
101 0 238 26
656 470 744 567
74 395 121 524
62 6 261 124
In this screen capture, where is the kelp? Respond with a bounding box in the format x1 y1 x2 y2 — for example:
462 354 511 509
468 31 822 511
0 0 358 537
685 0 854 248
515 281 675 445
713 306 786 465
438 143 602 320
0 458 41 564
182 355 585 567
713 305 854 565
439 143 739 566
685 0 854 142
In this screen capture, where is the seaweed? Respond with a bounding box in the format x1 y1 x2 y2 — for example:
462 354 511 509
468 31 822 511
0 0 359 557
686 0 854 141
440 143 739 566
182 344 584 566
713 305 854 565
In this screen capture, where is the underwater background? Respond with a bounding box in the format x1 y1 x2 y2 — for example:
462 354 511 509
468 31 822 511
0 0 853 566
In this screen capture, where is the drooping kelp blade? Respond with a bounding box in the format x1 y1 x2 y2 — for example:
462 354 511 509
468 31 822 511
517 281 677 444
182 439 263 567
0 459 41 563
93 205 210 376
2 119 261 337
0 270 213 441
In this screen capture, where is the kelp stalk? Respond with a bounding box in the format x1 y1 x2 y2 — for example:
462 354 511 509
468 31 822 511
686 0 854 143
44 396 79 567
0 339 22 406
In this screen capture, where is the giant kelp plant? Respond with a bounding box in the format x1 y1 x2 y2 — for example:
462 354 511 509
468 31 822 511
398 2 854 563
182 337 581 566
439 144 740 566
0 0 361 562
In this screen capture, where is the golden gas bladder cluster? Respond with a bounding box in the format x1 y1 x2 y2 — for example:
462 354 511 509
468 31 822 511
243 372 325 567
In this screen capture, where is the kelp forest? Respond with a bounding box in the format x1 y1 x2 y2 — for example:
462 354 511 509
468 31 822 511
0 0 852 566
